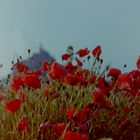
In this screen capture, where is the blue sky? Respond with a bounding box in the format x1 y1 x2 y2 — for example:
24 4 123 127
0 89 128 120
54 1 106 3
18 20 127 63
0 0 140 77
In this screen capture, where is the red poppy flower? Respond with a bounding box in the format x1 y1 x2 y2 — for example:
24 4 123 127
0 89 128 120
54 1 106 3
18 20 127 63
10 75 23 92
77 76 88 86
48 62 67 80
4 99 21 113
76 69 89 77
76 58 83 67
66 108 77 120
12 62 29 73
137 56 140 69
62 53 71 61
89 74 96 84
25 74 41 89
92 88 111 108
107 68 121 78
64 75 79 85
92 45 101 58
117 73 133 91
76 48 90 57
96 77 110 97
41 61 51 71
53 123 67 137
75 108 91 124
64 130 88 140
17 116 28 134
23 74 41 89
133 77 140 89
129 70 140 78
65 62 77 73
18 63 29 73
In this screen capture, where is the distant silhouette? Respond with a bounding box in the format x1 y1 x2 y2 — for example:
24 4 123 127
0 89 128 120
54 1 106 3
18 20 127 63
23 45 55 70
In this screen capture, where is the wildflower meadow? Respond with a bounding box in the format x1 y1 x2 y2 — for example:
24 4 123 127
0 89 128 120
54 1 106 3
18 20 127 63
0 46 140 140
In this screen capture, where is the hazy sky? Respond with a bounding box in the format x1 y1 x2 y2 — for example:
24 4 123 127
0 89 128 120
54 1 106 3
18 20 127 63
0 0 140 77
